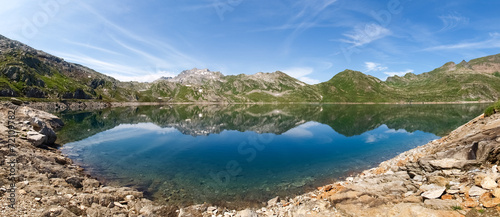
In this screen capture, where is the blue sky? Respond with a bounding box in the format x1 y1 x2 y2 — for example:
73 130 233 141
1 0 499 83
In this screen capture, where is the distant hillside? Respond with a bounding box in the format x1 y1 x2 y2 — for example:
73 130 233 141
385 56 500 102
316 70 393 102
1 34 500 103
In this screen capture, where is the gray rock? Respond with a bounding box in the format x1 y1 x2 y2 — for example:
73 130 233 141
207 206 217 213
10 98 23 105
41 206 77 217
267 196 279 207
83 179 100 189
236 209 258 217
428 158 469 169
29 117 57 144
54 156 70 165
30 117 44 131
39 125 57 144
480 176 497 190
65 177 84 188
420 184 446 199
27 131 46 147
413 175 424 182
424 199 460 210
469 186 487 196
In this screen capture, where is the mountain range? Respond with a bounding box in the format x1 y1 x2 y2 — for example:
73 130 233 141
1 34 500 103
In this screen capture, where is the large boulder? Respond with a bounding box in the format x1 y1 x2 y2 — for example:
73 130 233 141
19 107 64 146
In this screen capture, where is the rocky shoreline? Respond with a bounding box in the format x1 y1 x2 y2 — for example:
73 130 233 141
0 102 177 216
1 101 500 216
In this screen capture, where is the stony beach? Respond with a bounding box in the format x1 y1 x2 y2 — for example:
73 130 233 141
1 101 500 216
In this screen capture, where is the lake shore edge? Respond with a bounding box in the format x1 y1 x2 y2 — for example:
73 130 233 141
12 99 494 113
1 101 500 216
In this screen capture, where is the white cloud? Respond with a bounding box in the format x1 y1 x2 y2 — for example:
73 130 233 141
365 62 388 72
299 77 321 84
109 71 176 82
424 33 500 51
283 67 313 77
490 32 500 38
279 0 339 54
340 24 391 47
384 69 414 77
63 40 123 56
50 52 176 82
439 13 469 32
282 67 320 84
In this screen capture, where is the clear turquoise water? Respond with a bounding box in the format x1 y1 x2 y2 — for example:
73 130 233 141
58 103 487 207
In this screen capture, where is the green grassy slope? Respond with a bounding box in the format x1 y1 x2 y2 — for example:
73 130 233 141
2 34 500 103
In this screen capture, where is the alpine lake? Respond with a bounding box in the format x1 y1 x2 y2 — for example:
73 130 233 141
56 103 488 208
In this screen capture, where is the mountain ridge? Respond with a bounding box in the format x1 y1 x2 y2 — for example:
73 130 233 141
1 34 500 103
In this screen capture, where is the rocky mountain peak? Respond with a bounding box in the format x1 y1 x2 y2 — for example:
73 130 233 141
159 68 224 85
458 60 472 69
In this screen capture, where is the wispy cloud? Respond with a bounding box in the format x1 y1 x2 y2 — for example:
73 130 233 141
299 77 321 85
424 33 500 51
50 52 175 82
340 24 391 47
179 2 217 12
282 67 320 84
439 12 469 32
110 71 176 82
107 34 175 68
75 2 202 72
279 0 339 53
63 40 123 56
291 0 338 24
364 62 387 72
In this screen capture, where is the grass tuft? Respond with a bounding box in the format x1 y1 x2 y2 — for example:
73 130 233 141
484 100 500 117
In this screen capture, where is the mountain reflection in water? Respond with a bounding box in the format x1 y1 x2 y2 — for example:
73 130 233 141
58 103 487 207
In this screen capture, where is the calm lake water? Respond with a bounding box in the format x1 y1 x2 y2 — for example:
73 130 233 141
58 103 487 207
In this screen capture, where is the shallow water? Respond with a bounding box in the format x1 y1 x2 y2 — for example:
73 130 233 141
58 103 487 207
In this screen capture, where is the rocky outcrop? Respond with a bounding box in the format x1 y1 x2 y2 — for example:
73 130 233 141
62 89 93 99
24 87 46 98
0 88 17 97
12 106 62 146
160 68 225 85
